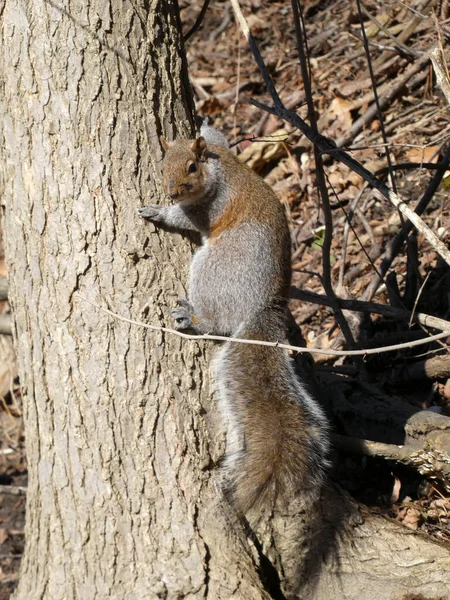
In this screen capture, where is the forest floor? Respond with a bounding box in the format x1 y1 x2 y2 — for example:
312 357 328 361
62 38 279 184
1 0 450 595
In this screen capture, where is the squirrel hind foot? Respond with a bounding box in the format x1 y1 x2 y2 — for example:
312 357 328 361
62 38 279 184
171 299 200 332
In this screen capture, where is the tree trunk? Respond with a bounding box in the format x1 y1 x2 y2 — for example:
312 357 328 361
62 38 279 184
0 1 267 598
0 2 449 599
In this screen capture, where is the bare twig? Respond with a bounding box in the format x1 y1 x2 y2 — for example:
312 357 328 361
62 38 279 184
335 51 432 148
289 0 355 347
251 97 450 268
374 161 445 176
184 0 211 42
231 0 356 345
364 145 450 300
229 0 282 108
430 46 450 105
358 4 418 57
77 294 450 357
355 0 399 201
335 181 383 292
409 272 432 327
338 184 368 291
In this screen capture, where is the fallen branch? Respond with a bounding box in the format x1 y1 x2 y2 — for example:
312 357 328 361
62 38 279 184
290 286 450 332
333 433 421 463
391 353 450 382
335 52 431 148
328 379 450 489
332 433 450 489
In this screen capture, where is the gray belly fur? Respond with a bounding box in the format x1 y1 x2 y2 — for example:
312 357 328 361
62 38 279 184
189 223 274 335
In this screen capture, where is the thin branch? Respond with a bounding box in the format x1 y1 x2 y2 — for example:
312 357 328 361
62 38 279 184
358 4 419 57
184 0 211 42
409 272 432 328
289 286 450 332
338 183 368 290
291 0 355 347
374 161 446 176
229 0 283 108
356 0 398 195
250 98 450 268
364 145 450 300
231 0 355 346
76 294 450 357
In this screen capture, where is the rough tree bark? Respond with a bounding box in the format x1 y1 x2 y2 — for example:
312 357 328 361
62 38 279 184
0 1 449 599
0 1 269 598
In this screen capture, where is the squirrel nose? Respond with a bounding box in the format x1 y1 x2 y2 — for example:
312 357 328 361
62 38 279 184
167 179 178 199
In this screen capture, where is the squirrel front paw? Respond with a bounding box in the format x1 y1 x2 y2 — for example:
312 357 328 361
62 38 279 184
138 205 164 221
171 299 199 332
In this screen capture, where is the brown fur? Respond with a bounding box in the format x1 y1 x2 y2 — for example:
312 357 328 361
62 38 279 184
156 135 329 514
219 316 327 515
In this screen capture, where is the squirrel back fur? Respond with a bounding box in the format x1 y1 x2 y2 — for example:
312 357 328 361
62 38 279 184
140 125 329 514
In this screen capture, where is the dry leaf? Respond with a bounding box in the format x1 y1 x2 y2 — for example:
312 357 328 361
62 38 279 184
247 14 268 32
329 97 353 131
428 498 450 519
407 146 440 164
397 506 422 530
196 96 225 117
238 129 289 172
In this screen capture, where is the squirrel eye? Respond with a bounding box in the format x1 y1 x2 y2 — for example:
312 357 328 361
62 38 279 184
187 162 197 174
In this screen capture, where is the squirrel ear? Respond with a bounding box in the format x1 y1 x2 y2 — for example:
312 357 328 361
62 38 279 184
161 138 169 151
191 136 207 160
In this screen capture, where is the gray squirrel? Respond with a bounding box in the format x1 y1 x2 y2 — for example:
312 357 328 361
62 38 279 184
139 121 329 514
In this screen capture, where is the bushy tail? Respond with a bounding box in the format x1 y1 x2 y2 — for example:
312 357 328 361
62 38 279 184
215 310 329 515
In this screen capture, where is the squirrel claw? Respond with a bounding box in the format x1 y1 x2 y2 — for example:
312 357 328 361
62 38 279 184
171 299 198 331
139 205 161 220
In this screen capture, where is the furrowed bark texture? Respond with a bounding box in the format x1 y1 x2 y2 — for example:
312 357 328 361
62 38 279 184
1 2 450 599
0 1 268 598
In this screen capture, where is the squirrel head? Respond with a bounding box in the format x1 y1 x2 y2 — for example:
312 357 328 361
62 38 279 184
161 137 209 204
